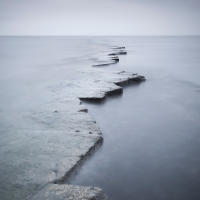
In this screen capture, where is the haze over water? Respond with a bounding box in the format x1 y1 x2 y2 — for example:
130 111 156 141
66 36 200 200
0 36 200 199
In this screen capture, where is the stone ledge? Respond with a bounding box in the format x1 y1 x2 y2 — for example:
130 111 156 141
31 184 105 200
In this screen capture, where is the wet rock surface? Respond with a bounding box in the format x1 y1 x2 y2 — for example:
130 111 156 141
92 46 126 67
91 56 118 67
0 68 145 200
31 184 105 200
110 56 119 62
0 44 145 200
110 46 125 49
108 51 127 56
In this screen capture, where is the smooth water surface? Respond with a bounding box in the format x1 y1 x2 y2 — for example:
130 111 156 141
0 36 200 200
0 36 116 199
66 36 200 200
0 36 114 134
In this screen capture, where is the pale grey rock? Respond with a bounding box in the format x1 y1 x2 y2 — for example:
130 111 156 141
0 67 145 200
31 184 105 200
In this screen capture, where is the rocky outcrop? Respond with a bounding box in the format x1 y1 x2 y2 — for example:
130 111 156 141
111 46 125 49
31 184 105 200
92 62 116 67
0 44 145 200
28 70 145 200
111 56 119 62
79 72 145 101
108 51 127 56
92 46 126 67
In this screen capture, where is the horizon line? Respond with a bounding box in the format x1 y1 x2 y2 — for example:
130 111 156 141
0 35 200 37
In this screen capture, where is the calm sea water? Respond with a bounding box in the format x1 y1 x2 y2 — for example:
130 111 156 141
0 36 200 200
66 36 200 200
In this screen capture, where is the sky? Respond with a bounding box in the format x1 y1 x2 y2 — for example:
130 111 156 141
0 0 200 35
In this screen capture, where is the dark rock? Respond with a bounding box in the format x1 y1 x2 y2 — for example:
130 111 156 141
111 56 119 62
108 51 127 56
78 109 88 113
105 87 123 96
80 96 105 102
132 75 146 82
111 46 125 49
92 62 115 67
115 74 146 86
138 75 145 79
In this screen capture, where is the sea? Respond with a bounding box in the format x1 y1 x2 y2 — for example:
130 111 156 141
0 36 200 200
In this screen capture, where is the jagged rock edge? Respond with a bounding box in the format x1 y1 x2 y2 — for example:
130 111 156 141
52 75 145 183
53 136 103 184
79 74 145 102
30 73 145 200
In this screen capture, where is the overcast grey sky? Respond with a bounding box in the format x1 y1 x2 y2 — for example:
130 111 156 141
0 0 200 35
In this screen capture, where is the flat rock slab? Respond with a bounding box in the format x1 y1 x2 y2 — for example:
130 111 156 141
91 56 118 67
31 184 105 200
0 68 145 200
